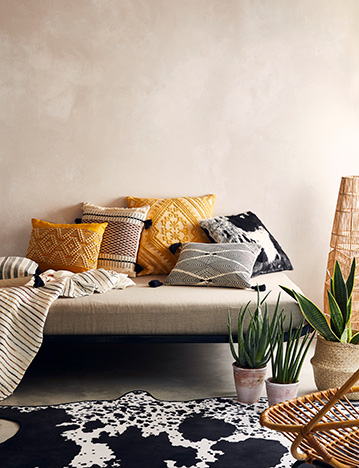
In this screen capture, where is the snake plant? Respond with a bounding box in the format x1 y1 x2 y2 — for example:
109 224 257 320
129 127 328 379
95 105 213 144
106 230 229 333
281 258 359 344
270 314 315 384
228 289 280 369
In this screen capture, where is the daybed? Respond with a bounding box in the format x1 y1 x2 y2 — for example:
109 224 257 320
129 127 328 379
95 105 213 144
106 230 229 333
0 271 304 343
1 194 307 343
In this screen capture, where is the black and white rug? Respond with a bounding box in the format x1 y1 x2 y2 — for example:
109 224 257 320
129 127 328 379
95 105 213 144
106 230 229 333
0 390 314 468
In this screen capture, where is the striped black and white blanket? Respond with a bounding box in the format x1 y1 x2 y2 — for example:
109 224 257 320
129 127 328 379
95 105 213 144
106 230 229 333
0 269 134 400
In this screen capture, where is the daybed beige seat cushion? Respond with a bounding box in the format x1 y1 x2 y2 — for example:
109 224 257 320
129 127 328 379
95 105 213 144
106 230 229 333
0 272 303 336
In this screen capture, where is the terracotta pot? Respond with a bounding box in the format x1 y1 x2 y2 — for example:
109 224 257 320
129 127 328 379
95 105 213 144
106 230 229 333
232 363 267 404
311 334 359 400
265 378 299 407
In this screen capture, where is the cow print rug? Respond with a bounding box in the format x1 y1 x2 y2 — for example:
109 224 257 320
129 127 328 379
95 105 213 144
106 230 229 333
0 390 315 468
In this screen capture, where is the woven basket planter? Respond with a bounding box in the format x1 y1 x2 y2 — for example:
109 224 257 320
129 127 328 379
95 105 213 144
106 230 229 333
311 335 359 400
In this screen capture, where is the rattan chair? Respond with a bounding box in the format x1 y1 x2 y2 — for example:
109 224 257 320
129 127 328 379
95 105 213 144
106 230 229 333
260 368 359 468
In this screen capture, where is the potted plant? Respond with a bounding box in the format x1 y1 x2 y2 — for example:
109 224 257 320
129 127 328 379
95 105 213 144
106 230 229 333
281 258 359 398
266 313 315 406
228 290 279 404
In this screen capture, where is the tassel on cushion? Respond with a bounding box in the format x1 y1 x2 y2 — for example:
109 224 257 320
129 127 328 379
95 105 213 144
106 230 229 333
148 280 163 288
134 263 144 274
251 284 266 292
169 242 182 255
144 219 152 230
33 267 44 288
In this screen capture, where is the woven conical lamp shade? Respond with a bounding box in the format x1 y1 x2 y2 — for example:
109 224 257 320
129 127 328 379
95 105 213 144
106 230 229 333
324 176 359 329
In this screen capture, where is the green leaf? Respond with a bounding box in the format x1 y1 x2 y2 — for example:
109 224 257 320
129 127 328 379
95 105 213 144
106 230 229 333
327 290 344 338
228 325 238 362
329 270 334 296
293 291 340 341
237 307 247 367
347 295 353 326
292 329 315 382
269 297 281 338
259 289 271 306
279 285 296 300
340 328 349 343
348 321 353 342
245 320 256 365
346 257 356 298
350 331 359 344
243 348 254 367
256 310 269 362
228 311 240 363
283 314 293 380
332 261 349 324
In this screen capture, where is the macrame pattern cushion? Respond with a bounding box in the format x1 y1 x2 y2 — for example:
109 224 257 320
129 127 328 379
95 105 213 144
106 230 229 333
165 242 261 288
0 256 39 280
199 211 293 277
126 194 216 276
26 219 107 274
81 202 150 277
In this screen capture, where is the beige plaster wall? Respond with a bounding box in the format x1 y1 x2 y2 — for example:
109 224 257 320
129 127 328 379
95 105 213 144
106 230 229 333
1 0 359 305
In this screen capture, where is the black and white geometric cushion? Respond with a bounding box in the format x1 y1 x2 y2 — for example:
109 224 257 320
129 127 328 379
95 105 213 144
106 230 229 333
165 242 261 288
199 211 293 277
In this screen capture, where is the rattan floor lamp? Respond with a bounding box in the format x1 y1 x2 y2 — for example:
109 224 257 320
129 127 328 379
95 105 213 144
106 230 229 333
325 175 359 329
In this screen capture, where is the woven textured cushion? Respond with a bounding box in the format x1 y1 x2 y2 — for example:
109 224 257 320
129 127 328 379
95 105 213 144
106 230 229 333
165 242 261 288
0 256 38 280
199 211 293 277
126 194 216 275
81 202 150 277
26 219 107 273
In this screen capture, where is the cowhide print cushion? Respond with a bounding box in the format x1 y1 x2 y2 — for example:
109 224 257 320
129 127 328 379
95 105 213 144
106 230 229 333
0 391 304 468
199 211 293 277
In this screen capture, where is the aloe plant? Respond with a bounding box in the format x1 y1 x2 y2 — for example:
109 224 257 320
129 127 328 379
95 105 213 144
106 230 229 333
281 258 359 344
270 314 315 384
228 290 280 369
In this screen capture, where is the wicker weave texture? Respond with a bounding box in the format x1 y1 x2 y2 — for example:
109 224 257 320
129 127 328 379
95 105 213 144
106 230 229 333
311 335 359 399
260 387 359 467
325 176 359 330
261 366 359 467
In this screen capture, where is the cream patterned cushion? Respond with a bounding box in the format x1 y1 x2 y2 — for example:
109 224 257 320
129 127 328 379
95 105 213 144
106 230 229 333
126 194 216 275
81 202 150 277
165 242 261 288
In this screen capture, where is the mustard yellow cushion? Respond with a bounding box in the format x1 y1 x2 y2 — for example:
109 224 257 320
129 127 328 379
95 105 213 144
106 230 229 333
126 194 216 275
26 219 108 273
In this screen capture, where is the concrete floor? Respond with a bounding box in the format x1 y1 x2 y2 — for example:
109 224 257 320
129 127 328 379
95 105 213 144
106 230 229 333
0 339 317 444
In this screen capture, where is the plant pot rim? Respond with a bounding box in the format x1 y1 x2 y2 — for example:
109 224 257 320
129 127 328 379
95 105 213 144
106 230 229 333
232 362 267 371
265 377 299 386
316 333 359 349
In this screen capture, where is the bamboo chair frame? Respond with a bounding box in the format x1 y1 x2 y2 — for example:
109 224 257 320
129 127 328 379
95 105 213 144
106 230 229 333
260 367 359 468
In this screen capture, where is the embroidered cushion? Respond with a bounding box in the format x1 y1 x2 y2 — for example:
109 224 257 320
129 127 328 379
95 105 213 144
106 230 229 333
0 256 39 280
26 219 107 273
199 211 293 277
165 242 261 288
81 202 150 277
126 194 216 275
